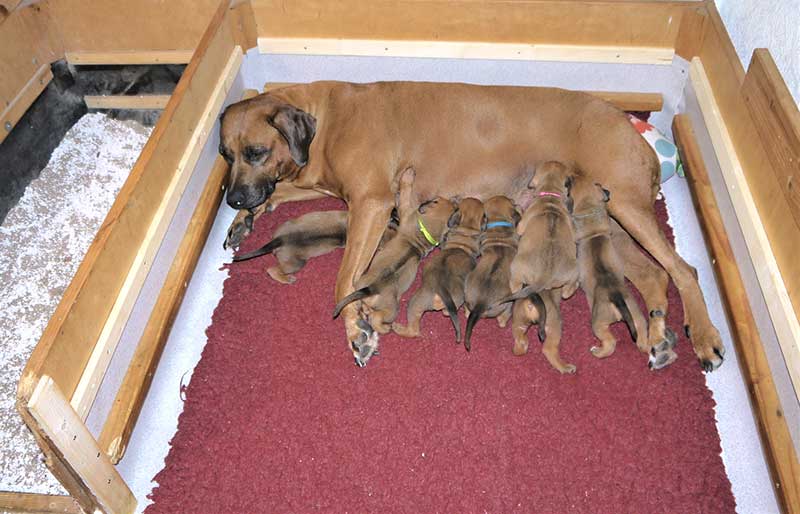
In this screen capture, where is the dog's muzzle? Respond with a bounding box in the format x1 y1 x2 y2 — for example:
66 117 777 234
226 180 275 210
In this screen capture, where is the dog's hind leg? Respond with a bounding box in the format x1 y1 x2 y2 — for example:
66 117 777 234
590 315 617 359
511 299 535 356
612 200 724 371
393 290 432 338
540 290 576 374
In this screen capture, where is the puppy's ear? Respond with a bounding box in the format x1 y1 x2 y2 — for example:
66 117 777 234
512 209 521 226
564 175 573 191
601 187 611 202
565 196 575 214
447 208 462 228
268 105 317 166
480 214 488 231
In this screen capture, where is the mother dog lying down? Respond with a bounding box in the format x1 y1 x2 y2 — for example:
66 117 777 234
219 81 725 370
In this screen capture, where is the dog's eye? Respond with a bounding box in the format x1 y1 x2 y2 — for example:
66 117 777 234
218 144 234 164
243 146 270 164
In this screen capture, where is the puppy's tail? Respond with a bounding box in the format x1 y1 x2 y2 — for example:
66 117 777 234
232 237 283 262
493 284 539 308
332 287 373 319
610 291 638 342
527 291 547 342
438 287 461 343
464 303 485 352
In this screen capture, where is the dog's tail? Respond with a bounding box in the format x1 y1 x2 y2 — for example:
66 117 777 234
527 291 548 342
464 303 485 352
610 291 638 342
332 286 373 319
232 237 283 262
438 287 461 342
493 284 539 308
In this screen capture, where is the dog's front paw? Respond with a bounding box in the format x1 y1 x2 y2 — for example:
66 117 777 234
648 328 678 370
224 212 254 250
351 318 380 367
687 323 725 372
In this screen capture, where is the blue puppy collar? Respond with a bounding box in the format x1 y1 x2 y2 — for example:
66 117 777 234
486 221 514 229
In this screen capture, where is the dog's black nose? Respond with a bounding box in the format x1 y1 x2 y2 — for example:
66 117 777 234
226 188 247 209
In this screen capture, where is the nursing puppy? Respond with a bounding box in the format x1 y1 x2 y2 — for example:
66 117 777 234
233 209 399 284
332 169 456 343
392 197 484 342
463 196 532 351
497 161 579 373
571 178 649 359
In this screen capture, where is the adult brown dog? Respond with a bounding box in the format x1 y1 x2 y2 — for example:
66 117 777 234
219 81 724 370
331 169 455 363
392 197 484 342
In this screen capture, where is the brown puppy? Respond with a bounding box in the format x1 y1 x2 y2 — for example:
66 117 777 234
220 82 725 370
463 196 535 352
332 169 456 365
232 209 399 284
571 178 649 360
393 197 484 342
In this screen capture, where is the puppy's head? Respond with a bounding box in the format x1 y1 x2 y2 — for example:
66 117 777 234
447 197 485 231
571 178 610 213
418 196 457 241
529 161 574 212
482 195 520 229
219 94 316 210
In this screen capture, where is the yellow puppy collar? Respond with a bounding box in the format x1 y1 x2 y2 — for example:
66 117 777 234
418 218 439 246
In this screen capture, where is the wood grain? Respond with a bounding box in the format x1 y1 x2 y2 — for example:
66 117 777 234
27 376 136 514
674 113 800 514
84 95 172 110
0 492 82 514
65 50 195 65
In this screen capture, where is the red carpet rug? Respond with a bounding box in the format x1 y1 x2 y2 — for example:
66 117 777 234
146 196 735 513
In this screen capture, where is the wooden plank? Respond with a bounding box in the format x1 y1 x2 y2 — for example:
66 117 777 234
257 37 674 64
27 376 135 514
44 0 219 57
0 64 52 145
252 0 688 50
698 2 800 347
97 90 258 463
0 4 62 141
690 58 800 403
264 82 662 111
673 113 800 514
65 50 195 65
674 4 708 60
70 45 243 419
0 492 82 514
742 49 800 256
17 0 237 410
84 95 172 110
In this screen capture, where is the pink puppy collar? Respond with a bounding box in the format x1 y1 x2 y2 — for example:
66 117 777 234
538 191 562 199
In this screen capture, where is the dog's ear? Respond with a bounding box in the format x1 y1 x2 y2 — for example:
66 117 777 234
601 187 611 202
512 208 521 226
564 175 573 191
268 105 317 166
565 196 574 214
447 208 462 228
480 214 488 231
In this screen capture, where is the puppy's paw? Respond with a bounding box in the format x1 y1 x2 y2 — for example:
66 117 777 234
351 318 380 368
590 345 614 359
560 363 577 374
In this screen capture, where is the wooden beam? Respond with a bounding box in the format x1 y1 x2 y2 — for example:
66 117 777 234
0 492 82 514
70 45 243 419
674 5 708 60
17 0 238 413
27 376 136 514
84 95 172 110
673 113 800 514
264 82 663 112
65 50 195 65
690 58 800 404
252 0 689 53
257 37 674 65
0 63 52 145
97 90 257 463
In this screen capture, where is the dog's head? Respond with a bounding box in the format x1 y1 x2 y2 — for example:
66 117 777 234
418 196 458 242
219 94 316 210
447 197 485 232
482 195 520 230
